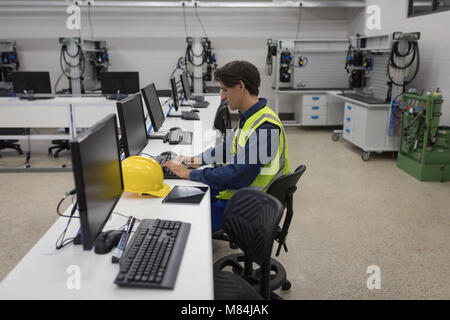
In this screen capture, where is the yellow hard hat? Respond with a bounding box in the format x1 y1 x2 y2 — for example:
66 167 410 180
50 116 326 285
121 156 171 197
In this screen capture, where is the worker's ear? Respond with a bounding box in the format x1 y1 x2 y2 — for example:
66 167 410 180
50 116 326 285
239 80 246 92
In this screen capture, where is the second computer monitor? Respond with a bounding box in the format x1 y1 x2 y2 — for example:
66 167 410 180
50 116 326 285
100 72 140 95
116 93 148 158
170 77 180 112
70 114 123 251
141 83 165 132
180 73 192 101
11 71 52 94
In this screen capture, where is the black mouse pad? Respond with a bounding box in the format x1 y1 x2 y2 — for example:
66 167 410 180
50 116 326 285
162 186 208 204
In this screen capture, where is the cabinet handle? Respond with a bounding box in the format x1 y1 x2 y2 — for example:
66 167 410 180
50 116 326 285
311 115 319 119
345 128 350 133
346 117 351 121
312 106 320 110
312 97 320 101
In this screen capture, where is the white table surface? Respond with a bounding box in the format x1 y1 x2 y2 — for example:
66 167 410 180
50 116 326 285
0 95 222 300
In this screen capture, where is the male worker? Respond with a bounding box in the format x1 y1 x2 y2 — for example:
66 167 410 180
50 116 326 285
164 60 290 232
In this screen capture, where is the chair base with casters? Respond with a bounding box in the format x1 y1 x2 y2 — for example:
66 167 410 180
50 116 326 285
213 165 307 299
0 140 24 158
213 253 289 300
48 140 70 158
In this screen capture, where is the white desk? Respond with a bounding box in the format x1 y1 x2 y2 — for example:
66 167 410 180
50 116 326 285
0 96 117 140
0 95 222 300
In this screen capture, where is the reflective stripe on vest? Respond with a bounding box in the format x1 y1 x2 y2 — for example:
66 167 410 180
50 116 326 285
216 105 290 200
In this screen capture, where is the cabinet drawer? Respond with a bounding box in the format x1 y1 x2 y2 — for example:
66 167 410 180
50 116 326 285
301 114 327 126
343 126 352 142
302 104 327 116
344 115 353 128
344 103 354 117
302 94 327 107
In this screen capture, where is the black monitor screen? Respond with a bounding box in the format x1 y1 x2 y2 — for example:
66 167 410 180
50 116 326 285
116 93 148 158
141 83 165 132
180 73 191 101
70 114 123 250
11 72 52 94
100 72 140 95
170 77 180 112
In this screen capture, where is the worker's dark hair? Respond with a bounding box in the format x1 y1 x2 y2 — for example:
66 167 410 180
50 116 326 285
214 60 260 96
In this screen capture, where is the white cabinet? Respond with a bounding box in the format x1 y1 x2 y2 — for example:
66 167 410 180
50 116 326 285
342 101 398 154
300 94 327 125
278 91 345 127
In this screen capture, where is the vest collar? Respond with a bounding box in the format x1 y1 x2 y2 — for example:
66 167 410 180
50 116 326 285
238 98 267 128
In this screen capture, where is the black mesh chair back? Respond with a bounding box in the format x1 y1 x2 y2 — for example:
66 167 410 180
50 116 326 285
215 188 283 299
213 99 231 137
266 164 306 256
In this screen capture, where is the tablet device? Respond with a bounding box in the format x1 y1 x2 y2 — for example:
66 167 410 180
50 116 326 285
162 186 208 204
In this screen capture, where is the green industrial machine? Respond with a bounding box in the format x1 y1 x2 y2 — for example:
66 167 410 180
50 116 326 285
397 90 450 181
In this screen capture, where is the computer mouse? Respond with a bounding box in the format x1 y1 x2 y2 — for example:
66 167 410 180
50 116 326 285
94 230 123 254
191 109 200 112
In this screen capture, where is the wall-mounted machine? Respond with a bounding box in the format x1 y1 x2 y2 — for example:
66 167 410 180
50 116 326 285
0 40 19 95
342 32 420 104
333 32 422 161
82 39 110 92
57 37 110 95
271 38 349 92
172 37 217 95
58 37 84 95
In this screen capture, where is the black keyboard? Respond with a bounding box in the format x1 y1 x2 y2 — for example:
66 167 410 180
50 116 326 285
164 129 192 145
193 101 209 108
155 153 178 179
19 96 55 100
114 218 191 289
181 111 200 121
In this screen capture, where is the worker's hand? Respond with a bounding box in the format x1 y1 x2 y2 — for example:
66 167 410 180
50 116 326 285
174 155 202 169
163 160 192 179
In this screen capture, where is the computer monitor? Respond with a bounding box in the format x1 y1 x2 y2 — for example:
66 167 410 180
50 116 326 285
170 77 180 112
70 114 124 251
141 83 165 132
100 72 140 95
116 93 148 158
180 73 192 101
11 72 52 94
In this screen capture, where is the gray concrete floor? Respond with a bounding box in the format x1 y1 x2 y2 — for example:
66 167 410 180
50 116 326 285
1 128 449 299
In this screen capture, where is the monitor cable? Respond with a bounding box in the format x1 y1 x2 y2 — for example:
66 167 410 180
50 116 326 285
57 188 79 218
55 199 78 250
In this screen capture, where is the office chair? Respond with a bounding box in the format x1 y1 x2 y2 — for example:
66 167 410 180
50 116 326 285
0 128 26 158
213 99 231 137
48 128 70 158
213 164 307 296
213 188 283 300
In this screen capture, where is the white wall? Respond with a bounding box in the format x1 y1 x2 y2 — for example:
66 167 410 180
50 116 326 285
0 5 359 113
354 0 450 125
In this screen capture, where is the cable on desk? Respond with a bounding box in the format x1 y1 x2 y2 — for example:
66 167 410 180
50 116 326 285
113 211 141 223
55 200 78 250
57 189 80 218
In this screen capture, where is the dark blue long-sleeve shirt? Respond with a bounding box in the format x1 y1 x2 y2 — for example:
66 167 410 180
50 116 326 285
189 98 280 193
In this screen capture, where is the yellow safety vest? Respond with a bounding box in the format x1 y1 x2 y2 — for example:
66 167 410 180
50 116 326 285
216 105 290 200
